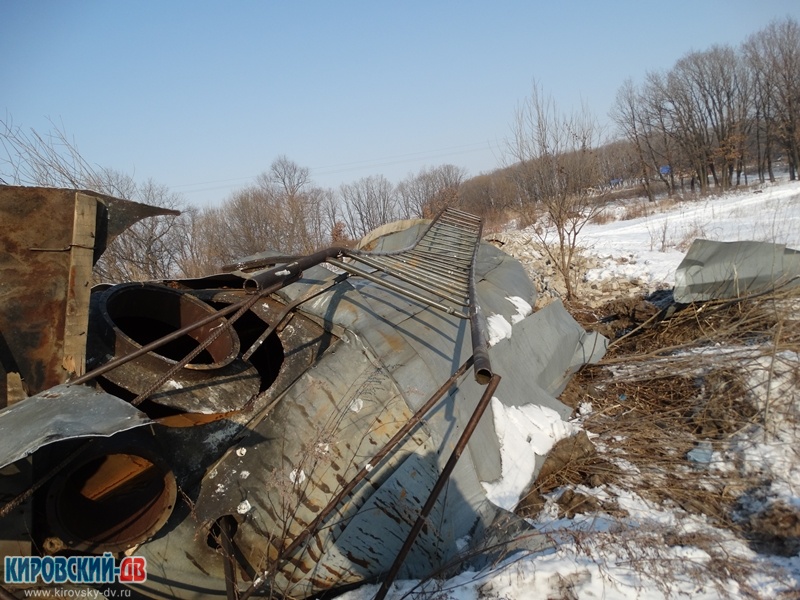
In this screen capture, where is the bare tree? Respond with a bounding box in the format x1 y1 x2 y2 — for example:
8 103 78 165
173 205 219 278
507 82 604 300
0 117 99 188
614 38 769 194
187 192 266 269
396 164 467 219
193 157 332 269
612 80 658 200
744 17 800 180
675 46 748 190
340 175 396 239
92 174 193 281
743 34 779 183
262 156 329 253
458 171 517 226
267 154 310 196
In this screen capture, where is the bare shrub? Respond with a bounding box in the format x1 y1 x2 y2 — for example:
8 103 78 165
506 81 605 300
675 222 708 251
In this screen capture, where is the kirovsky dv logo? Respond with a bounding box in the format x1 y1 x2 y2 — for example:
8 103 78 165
4 554 146 585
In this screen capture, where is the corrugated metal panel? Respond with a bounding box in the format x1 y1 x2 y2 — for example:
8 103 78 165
674 239 800 303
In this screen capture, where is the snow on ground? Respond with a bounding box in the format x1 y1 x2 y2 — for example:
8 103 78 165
339 178 800 600
579 179 800 290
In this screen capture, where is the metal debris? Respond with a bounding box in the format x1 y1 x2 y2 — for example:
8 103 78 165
0 384 152 469
674 238 800 303
0 187 607 599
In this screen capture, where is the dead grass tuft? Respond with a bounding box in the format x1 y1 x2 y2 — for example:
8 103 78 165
517 430 621 519
588 209 615 225
516 283 800 597
622 200 650 220
601 284 799 360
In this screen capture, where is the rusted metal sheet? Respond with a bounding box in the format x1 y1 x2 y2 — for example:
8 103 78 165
0 186 177 396
0 186 180 582
86 283 260 413
44 427 177 554
196 341 436 592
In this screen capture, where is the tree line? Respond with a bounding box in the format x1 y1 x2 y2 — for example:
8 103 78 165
612 17 800 198
1 17 797 291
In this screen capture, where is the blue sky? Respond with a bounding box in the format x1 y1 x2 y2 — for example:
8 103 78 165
3 1 798 206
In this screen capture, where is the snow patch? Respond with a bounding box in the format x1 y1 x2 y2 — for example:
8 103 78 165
482 397 578 510
506 295 532 324
290 468 306 485
486 314 513 346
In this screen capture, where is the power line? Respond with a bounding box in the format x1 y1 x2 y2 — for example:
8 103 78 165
174 140 501 198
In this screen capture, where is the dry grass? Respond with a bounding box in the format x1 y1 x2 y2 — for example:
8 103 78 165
588 208 616 225
604 284 798 358
515 284 800 597
622 199 651 221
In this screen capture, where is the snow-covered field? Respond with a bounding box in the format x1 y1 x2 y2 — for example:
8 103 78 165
581 179 800 291
341 178 800 600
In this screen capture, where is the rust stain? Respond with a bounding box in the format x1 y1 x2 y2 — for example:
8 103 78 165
300 493 322 514
284 554 312 574
303 543 320 563
345 551 371 569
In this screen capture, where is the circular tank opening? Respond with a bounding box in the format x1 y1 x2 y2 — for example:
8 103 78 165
104 285 239 370
48 451 177 553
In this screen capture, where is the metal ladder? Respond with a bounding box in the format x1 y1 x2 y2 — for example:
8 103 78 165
329 208 481 318
329 208 492 383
